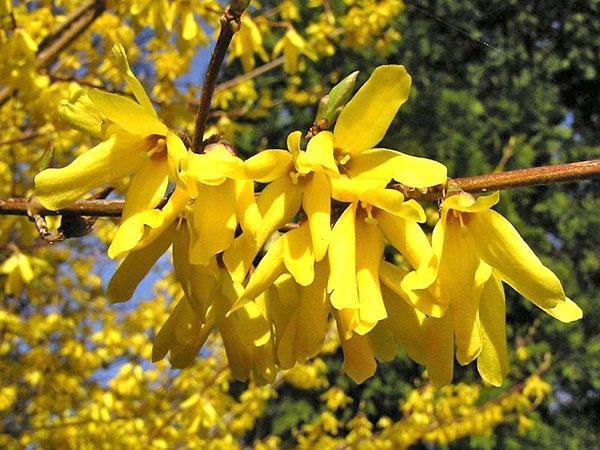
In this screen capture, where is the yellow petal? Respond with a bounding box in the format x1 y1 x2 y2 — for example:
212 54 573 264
235 179 262 237
189 181 237 265
355 216 386 333
330 176 387 204
233 236 286 311
423 314 454 387
223 233 260 283
294 260 331 361
368 323 397 362
477 275 509 387
166 132 188 185
334 65 411 154
287 130 302 157
35 132 147 210
302 172 331 261
296 131 339 176
328 204 359 311
283 224 315 286
541 297 583 323
244 149 293 182
336 312 377 384
107 158 168 258
440 217 482 365
469 209 566 310
442 191 500 214
128 186 190 255
381 285 427 364
224 176 302 283
379 261 444 318
364 190 425 222
107 223 174 303
346 149 448 188
88 89 167 136
256 175 303 244
186 146 246 185
122 158 169 219
377 211 432 269
173 227 219 319
268 275 299 369
112 43 156 116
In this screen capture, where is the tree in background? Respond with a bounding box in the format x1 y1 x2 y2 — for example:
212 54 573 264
0 0 598 448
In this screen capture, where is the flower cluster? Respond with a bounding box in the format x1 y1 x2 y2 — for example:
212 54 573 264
34 45 582 386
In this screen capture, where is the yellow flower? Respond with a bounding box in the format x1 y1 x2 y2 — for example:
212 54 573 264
107 144 260 300
229 15 269 72
1 251 34 297
404 191 582 386
35 44 187 229
229 65 445 284
327 176 425 335
273 27 317 74
224 130 338 283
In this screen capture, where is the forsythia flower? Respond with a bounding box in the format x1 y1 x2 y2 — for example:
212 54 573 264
273 28 318 74
0 251 34 296
33 51 583 389
403 191 582 386
229 15 269 72
35 44 187 255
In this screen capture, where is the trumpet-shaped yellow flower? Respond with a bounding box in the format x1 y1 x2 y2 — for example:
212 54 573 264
328 176 425 335
35 44 187 242
152 226 276 382
229 65 445 285
225 130 338 283
404 191 582 386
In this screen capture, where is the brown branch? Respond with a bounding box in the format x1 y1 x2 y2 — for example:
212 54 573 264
393 158 600 202
191 1 251 152
2 159 600 218
0 131 51 147
0 0 106 106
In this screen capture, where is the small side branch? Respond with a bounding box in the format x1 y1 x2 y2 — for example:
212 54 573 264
191 1 251 152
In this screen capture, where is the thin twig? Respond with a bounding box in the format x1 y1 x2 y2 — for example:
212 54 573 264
0 131 51 147
2 158 600 217
214 56 285 94
191 1 251 152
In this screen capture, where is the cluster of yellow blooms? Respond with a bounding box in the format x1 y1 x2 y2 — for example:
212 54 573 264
34 44 582 387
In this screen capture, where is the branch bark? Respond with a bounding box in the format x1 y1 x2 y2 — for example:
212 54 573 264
191 1 252 152
2 159 600 217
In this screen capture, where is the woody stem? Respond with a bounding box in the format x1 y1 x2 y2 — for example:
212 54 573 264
2 158 600 217
191 0 251 153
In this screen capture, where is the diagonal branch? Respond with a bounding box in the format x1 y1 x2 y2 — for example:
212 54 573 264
2 158 600 218
191 1 252 152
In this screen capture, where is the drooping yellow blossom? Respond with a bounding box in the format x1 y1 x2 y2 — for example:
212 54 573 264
224 130 339 283
273 27 318 74
229 15 269 72
227 65 445 285
328 176 426 335
35 44 187 227
1 251 34 297
403 191 582 386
